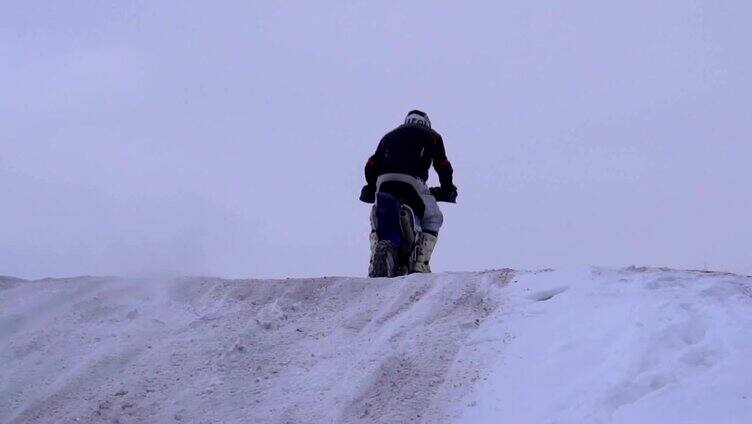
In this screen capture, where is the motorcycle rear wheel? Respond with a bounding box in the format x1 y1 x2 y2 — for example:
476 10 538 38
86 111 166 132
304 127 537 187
369 240 398 278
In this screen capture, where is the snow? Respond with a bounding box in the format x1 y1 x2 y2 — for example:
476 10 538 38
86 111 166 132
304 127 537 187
1 267 751 423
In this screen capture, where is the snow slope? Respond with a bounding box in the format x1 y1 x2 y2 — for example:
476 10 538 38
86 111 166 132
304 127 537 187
1 267 751 423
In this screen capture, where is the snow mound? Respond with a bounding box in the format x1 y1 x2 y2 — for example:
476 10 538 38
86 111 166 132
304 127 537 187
1 267 751 423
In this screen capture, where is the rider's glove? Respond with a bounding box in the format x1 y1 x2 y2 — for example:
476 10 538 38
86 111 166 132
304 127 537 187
359 184 376 203
443 186 458 203
430 185 458 203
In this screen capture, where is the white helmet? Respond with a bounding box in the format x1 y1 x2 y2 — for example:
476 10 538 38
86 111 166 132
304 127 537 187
404 109 431 128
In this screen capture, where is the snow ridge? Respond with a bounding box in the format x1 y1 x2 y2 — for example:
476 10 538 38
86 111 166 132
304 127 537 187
1 267 751 423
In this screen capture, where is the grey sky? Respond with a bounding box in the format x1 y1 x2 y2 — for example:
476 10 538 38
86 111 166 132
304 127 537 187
2 1 750 279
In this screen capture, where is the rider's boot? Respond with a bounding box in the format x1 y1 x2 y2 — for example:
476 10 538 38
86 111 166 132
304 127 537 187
368 231 378 277
411 232 438 273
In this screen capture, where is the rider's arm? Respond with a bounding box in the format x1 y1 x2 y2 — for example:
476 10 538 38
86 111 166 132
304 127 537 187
364 139 386 187
432 134 455 191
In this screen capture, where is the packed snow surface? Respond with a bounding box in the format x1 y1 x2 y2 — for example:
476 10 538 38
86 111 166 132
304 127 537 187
1 267 751 423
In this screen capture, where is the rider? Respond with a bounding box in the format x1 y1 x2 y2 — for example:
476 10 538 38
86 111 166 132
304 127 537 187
360 109 457 273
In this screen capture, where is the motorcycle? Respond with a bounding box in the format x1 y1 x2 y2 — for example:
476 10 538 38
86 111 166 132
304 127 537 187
366 183 454 278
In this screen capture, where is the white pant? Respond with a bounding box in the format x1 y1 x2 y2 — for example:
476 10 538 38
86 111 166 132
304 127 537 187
374 173 444 234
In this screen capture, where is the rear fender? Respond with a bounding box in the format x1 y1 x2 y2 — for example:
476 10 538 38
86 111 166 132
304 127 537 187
374 192 402 248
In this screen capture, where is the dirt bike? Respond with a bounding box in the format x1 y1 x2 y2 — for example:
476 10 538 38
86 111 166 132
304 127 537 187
368 183 453 278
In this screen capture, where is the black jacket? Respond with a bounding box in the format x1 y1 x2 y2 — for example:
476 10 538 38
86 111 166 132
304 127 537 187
364 124 454 190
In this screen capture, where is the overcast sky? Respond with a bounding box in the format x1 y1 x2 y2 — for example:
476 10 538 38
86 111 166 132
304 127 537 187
1 1 751 279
